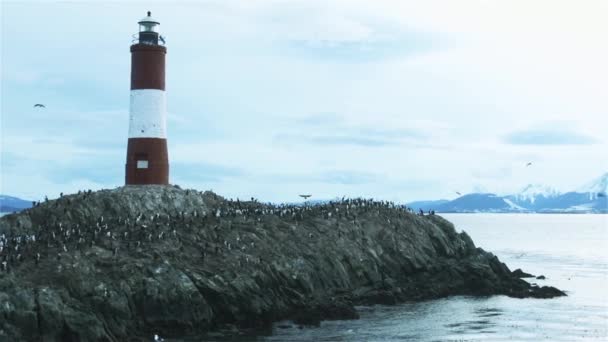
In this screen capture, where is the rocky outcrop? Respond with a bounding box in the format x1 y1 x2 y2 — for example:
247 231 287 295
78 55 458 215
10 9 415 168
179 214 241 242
512 268 536 278
0 186 565 341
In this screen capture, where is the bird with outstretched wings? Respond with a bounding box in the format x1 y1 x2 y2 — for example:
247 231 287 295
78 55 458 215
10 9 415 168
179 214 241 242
299 194 312 200
34 104 45 108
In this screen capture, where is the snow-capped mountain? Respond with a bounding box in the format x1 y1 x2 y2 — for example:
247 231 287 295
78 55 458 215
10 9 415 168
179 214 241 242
505 184 563 210
407 173 607 213
577 172 608 200
513 184 560 204
578 172 608 193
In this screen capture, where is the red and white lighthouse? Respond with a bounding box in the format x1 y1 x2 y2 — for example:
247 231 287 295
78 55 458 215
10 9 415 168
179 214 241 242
125 11 169 185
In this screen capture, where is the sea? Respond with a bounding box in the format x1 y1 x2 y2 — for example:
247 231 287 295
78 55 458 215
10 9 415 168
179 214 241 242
257 214 608 342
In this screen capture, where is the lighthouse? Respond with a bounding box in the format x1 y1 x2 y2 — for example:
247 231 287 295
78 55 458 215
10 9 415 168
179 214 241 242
125 12 169 185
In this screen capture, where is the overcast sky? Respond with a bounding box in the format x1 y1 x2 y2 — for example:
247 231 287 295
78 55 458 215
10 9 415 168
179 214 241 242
1 0 607 202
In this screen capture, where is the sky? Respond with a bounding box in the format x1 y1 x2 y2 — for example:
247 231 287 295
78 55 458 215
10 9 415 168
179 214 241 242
1 0 607 203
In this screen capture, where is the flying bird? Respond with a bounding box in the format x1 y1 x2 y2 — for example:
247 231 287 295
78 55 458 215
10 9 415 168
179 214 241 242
34 104 45 108
455 191 461 196
299 194 312 200
526 162 532 167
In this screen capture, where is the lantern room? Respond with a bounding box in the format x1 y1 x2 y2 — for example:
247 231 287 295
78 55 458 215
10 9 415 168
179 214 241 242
137 11 161 45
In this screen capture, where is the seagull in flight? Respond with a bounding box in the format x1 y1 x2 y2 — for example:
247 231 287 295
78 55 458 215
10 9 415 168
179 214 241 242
299 194 312 200
526 162 532 167
34 104 45 108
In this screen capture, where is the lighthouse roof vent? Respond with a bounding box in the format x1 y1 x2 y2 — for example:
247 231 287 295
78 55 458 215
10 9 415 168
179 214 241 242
138 11 160 25
138 11 160 35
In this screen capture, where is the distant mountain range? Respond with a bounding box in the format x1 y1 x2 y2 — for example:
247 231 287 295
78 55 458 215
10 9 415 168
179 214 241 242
407 173 608 214
2 173 607 214
0 195 32 213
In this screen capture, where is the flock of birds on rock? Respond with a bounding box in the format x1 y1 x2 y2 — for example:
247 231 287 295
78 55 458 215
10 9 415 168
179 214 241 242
0 185 496 342
0 189 437 276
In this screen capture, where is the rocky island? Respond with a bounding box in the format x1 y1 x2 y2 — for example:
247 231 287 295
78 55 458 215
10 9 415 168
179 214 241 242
0 186 565 341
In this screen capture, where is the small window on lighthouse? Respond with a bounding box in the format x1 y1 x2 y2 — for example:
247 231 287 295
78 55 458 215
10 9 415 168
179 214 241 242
137 160 149 169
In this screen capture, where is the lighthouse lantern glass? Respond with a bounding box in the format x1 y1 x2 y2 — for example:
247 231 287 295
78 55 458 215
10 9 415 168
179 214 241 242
139 22 158 33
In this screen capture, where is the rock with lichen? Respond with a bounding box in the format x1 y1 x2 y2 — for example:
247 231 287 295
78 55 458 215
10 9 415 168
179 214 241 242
0 185 565 341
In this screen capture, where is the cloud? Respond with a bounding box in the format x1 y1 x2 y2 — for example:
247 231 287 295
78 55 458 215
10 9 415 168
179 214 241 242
504 129 598 145
292 112 343 126
259 169 377 185
275 114 429 147
308 135 393 147
172 162 245 183
47 163 123 186
318 170 376 185
274 130 424 147
243 0 444 63
282 32 439 62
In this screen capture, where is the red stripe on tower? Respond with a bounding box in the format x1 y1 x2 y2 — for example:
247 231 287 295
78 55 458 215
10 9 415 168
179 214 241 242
125 11 169 185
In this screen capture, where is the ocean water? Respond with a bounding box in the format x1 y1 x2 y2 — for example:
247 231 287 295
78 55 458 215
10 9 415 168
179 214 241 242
259 214 608 342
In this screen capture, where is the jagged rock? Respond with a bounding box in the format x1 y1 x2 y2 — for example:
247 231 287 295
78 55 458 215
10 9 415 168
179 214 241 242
0 186 565 341
512 268 536 278
530 285 564 298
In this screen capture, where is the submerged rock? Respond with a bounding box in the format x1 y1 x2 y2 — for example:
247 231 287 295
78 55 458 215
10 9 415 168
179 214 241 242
0 186 565 341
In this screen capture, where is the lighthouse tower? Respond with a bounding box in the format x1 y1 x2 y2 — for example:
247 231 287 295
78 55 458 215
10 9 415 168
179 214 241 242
125 12 169 185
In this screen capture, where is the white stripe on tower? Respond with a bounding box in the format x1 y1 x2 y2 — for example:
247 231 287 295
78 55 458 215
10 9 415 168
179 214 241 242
129 89 167 139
